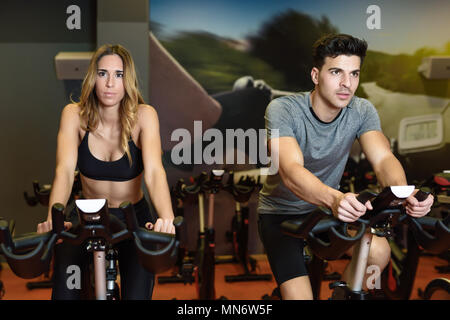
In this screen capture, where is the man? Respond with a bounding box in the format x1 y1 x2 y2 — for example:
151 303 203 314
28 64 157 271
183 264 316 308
257 34 434 300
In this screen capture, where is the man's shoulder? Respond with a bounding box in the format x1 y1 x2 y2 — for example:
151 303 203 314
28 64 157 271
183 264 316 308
267 92 310 113
349 95 375 111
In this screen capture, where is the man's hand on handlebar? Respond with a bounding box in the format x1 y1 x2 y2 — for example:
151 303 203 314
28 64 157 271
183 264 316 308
332 192 373 223
405 190 434 218
145 218 175 234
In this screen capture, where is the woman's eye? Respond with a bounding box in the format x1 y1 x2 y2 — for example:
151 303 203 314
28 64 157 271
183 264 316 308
98 71 106 77
116 73 124 78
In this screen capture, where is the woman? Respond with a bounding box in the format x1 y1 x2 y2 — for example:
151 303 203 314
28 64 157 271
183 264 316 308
37 44 175 299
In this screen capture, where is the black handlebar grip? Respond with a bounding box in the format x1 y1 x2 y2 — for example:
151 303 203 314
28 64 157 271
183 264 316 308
198 171 208 184
414 189 430 202
173 216 183 228
226 171 235 187
120 201 139 232
356 190 378 205
51 203 65 234
23 192 38 207
0 220 14 250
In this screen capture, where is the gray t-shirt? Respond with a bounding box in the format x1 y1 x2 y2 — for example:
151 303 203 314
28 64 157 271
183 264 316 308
258 91 381 215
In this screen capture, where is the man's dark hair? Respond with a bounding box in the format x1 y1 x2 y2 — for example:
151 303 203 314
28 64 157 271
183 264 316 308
312 34 368 69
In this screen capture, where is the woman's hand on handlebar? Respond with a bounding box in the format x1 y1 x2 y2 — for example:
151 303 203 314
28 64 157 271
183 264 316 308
145 218 175 234
37 220 72 234
332 192 373 223
405 190 434 218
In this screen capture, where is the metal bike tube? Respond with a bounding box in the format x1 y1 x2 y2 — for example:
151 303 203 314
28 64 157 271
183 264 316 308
348 232 373 292
198 193 205 233
208 193 215 228
94 250 107 300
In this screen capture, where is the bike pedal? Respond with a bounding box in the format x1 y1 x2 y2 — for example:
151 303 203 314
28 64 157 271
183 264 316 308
329 280 347 290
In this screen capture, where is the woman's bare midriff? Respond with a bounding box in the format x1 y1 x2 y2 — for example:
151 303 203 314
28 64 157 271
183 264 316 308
80 173 144 208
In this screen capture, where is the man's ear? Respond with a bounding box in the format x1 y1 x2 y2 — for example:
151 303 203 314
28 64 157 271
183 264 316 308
311 67 320 85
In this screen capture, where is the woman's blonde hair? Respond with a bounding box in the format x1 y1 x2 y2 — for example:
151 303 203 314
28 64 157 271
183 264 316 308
77 44 145 165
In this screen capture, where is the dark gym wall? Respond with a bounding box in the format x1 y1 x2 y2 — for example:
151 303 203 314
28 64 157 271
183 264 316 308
0 0 262 256
0 0 153 240
97 0 150 102
0 0 97 236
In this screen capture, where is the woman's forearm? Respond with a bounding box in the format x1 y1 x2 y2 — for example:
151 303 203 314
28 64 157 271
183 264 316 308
145 168 174 219
47 167 75 220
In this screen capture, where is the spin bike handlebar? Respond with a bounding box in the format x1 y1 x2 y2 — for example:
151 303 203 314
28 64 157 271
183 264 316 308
171 172 209 200
23 172 82 207
280 187 445 260
171 170 227 200
23 181 51 207
0 200 183 279
223 171 256 203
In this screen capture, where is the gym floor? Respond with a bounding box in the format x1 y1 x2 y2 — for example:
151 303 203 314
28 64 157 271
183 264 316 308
1 254 448 300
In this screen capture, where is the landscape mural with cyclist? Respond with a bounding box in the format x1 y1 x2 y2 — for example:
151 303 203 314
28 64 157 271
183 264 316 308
151 2 449 178
150 1 449 255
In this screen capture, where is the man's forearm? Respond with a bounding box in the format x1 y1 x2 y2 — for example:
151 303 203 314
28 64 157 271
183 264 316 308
281 163 342 209
373 154 408 188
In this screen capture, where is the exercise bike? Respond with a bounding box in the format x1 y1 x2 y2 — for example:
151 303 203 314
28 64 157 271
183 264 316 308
381 171 450 300
281 186 449 299
158 170 226 299
195 170 226 300
22 173 82 290
223 171 272 283
0 199 183 300
0 218 14 300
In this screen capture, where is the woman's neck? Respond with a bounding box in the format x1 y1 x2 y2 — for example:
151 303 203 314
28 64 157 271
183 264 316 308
97 104 121 134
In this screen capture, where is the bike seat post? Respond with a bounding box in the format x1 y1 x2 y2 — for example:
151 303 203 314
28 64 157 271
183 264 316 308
347 232 373 292
106 248 118 300
92 243 107 300
198 193 205 234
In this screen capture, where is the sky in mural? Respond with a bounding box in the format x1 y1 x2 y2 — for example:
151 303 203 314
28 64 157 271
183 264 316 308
150 0 450 55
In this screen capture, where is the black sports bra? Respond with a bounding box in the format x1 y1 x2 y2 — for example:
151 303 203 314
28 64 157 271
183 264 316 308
77 131 144 181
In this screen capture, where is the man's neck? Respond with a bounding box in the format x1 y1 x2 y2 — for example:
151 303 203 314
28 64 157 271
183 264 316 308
310 89 343 123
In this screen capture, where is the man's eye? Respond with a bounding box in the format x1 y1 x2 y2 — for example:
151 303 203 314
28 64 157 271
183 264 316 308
331 70 340 75
352 72 360 77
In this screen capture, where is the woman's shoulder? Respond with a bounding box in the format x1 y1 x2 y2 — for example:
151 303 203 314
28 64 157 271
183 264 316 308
136 104 158 124
137 103 157 114
59 104 83 137
62 103 81 117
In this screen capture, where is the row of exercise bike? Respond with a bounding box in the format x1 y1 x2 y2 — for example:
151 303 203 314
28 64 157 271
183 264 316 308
0 169 449 300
